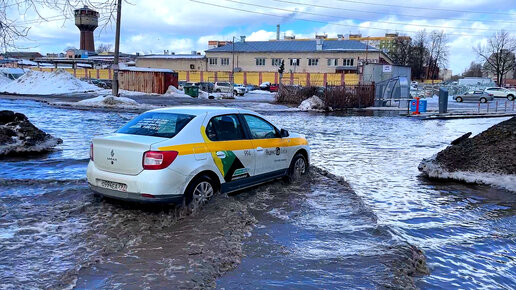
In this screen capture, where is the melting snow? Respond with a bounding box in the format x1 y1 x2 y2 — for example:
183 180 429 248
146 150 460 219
0 69 100 95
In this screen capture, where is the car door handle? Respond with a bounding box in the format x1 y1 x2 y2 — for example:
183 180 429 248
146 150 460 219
256 147 264 152
216 151 226 158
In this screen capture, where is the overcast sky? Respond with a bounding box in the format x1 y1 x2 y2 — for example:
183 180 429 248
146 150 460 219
11 0 516 74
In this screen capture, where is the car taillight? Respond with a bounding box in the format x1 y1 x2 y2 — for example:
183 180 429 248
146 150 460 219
488 93 493 96
142 151 178 170
89 143 94 161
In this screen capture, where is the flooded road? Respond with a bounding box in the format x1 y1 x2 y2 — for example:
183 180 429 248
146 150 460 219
0 99 514 288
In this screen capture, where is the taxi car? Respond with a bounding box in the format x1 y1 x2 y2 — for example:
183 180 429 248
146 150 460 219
87 107 310 207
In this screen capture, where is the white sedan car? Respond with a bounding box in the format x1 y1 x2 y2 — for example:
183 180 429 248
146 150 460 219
87 107 310 207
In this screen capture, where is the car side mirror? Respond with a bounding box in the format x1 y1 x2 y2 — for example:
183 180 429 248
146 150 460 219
280 129 289 137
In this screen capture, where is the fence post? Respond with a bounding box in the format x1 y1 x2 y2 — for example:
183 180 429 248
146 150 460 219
243 72 247 85
96 69 100 79
323 73 327 87
214 71 218 82
290 73 294 85
259 72 262 85
200 71 204 82
306 73 310 86
186 71 190 82
340 73 345 86
275 72 278 84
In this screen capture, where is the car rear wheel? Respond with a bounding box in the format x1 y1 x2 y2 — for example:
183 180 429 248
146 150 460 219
508 94 515 101
284 153 308 183
184 175 217 209
480 97 487 103
456 97 463 102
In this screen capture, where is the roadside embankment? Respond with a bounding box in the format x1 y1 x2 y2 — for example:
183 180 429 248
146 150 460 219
419 117 516 191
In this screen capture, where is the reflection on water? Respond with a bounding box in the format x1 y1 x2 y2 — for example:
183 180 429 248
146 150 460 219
0 99 514 288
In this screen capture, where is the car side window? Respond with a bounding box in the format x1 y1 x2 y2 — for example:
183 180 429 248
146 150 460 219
206 114 245 141
243 114 279 139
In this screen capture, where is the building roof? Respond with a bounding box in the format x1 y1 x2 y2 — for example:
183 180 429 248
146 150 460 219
2 52 43 59
138 54 205 59
206 40 380 53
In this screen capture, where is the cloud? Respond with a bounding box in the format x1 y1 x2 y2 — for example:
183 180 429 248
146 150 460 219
8 0 516 74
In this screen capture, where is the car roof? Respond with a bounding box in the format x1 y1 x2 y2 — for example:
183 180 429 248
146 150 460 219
148 106 256 116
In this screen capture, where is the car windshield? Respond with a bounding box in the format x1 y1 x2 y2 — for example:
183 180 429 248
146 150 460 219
117 112 195 138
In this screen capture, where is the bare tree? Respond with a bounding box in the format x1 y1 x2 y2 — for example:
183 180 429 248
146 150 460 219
389 36 411 66
409 30 428 80
426 30 448 80
474 30 516 85
462 61 483 77
96 42 113 53
0 1 120 53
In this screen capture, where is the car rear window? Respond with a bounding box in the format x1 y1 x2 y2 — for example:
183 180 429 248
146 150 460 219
117 112 195 138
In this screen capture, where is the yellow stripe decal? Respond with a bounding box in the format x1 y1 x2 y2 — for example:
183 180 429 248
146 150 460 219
158 137 308 155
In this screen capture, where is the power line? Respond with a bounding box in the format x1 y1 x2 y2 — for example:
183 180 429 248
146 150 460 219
190 0 490 37
333 0 516 16
273 0 516 24
224 0 507 32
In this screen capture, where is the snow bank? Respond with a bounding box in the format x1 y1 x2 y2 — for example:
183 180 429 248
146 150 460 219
74 95 155 109
298 95 325 111
165 85 192 98
419 158 516 192
0 69 100 95
237 90 277 102
0 74 13 86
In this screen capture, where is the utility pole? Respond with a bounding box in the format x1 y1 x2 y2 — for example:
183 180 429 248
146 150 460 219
112 0 122 96
231 36 235 99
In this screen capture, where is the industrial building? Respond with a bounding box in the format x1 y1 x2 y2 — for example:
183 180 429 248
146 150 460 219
135 38 392 74
135 53 206 72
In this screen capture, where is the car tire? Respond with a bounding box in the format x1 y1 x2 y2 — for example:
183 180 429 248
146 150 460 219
208 95 215 100
183 175 217 210
508 94 515 101
480 97 487 103
239 93 245 96
283 153 308 183
456 97 463 102
215 89 221 92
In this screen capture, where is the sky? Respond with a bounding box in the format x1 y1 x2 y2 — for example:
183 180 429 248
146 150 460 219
9 0 516 75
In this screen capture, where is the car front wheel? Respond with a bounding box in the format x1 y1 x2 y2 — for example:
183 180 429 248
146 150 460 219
456 97 463 102
508 94 515 101
284 153 308 183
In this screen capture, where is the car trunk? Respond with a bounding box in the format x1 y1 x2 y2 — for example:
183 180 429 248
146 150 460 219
92 134 167 175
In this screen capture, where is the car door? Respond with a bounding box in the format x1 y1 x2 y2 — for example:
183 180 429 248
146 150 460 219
242 114 290 176
203 114 255 183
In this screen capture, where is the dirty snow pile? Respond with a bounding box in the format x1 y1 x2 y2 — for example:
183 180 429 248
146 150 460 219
419 117 516 192
0 110 62 155
298 95 325 111
75 95 151 109
0 69 100 95
165 85 192 98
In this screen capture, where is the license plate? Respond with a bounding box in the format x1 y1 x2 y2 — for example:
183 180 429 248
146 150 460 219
97 179 127 192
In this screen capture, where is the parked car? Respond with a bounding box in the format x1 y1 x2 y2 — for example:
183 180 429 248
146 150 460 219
87 107 310 207
233 84 246 96
245 84 259 92
269 84 279 92
214 82 232 93
178 81 187 90
484 87 515 101
453 91 494 103
259 82 279 92
195 82 214 93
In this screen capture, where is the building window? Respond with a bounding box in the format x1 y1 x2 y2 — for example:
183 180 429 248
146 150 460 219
209 57 218 65
221 58 230 66
271 58 282 66
308 58 319 66
290 58 300 66
343 58 354 67
256 58 266 66
327 58 338 66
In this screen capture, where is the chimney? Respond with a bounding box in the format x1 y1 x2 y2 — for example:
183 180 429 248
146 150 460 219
240 36 246 43
316 38 323 51
276 24 280 40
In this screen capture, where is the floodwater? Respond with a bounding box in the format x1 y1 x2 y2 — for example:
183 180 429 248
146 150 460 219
0 99 514 289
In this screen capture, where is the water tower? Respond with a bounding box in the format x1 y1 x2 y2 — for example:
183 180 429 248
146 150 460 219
74 6 99 52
